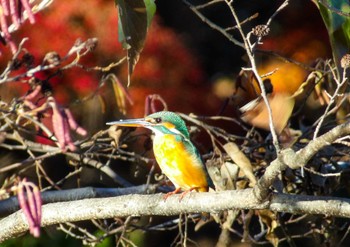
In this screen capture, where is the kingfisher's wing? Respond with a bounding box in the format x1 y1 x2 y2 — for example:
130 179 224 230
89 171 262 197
179 135 215 190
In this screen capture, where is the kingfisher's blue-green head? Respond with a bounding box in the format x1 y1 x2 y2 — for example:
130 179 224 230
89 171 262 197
106 111 190 138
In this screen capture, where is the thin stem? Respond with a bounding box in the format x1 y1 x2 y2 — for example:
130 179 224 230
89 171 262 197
225 0 283 152
313 66 348 139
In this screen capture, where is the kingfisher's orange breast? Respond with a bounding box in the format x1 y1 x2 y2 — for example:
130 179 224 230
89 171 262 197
152 134 209 192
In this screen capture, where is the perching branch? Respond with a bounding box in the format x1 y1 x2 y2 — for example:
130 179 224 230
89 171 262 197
0 185 157 217
2 190 350 243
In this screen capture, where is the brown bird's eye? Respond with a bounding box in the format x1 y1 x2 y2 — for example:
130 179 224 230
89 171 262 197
154 117 162 123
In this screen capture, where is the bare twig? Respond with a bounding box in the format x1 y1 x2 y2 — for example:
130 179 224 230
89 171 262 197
182 0 244 48
313 65 349 138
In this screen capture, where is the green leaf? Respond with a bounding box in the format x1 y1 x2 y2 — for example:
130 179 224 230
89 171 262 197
144 0 156 27
315 0 350 77
115 0 156 86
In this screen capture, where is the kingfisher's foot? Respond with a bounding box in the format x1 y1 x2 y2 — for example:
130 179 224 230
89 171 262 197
163 187 181 200
179 188 197 201
163 187 198 201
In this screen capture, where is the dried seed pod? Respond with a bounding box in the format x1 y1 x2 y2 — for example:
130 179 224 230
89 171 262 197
340 54 350 69
43 51 61 66
86 37 98 51
17 178 42 238
64 108 87 136
252 25 270 37
74 38 82 47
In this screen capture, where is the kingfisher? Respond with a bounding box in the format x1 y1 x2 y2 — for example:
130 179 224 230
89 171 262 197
107 111 213 199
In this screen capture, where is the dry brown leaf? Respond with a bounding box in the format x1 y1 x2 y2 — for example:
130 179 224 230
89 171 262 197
97 95 107 114
257 209 279 247
220 162 239 190
223 142 256 186
110 75 134 114
108 125 123 148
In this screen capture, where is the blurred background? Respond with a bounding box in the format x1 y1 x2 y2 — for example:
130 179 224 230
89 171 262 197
0 0 335 246
0 0 330 121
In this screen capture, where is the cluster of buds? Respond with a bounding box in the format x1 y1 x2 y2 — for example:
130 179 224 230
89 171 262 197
21 83 87 152
252 24 270 37
341 54 350 69
0 0 35 54
15 177 42 238
48 97 87 151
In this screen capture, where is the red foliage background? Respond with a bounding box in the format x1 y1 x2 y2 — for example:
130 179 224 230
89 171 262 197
0 0 331 130
1 0 222 121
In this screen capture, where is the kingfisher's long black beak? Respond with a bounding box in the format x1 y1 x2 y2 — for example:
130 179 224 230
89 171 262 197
106 118 151 127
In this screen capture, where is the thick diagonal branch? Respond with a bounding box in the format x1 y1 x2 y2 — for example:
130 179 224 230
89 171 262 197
253 121 350 201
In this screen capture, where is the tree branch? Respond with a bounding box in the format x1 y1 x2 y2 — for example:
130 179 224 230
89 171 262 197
253 121 350 201
2 190 350 243
0 185 157 217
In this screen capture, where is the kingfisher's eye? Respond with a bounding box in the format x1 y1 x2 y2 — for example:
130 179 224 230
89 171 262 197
154 117 162 123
